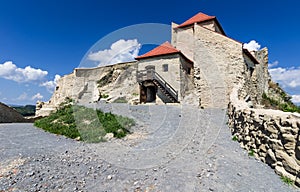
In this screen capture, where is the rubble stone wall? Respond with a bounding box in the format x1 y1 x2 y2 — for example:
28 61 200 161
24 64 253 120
228 86 300 186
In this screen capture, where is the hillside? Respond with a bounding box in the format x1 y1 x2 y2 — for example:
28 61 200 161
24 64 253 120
12 105 36 117
0 102 30 123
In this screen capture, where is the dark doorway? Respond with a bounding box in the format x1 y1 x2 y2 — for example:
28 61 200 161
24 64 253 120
140 81 157 103
146 86 156 102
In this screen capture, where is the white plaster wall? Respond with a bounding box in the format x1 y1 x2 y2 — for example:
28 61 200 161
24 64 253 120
137 55 181 95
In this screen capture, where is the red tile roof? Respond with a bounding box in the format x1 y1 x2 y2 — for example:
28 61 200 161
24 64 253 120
177 12 216 28
136 41 193 64
136 42 180 59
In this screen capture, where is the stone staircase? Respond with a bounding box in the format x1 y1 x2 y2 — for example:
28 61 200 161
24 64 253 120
153 79 178 103
137 69 179 103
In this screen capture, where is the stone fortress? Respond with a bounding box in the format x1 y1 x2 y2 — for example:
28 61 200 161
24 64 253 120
36 12 300 186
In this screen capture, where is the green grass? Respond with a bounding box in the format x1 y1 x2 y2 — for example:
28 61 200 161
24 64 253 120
34 103 135 143
262 93 300 113
100 93 109 99
232 135 238 141
281 176 294 186
248 149 255 156
132 93 139 97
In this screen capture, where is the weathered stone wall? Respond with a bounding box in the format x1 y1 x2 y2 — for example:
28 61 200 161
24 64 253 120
173 26 194 60
179 56 194 100
36 61 139 117
238 48 270 108
173 24 270 108
228 86 300 186
193 25 245 108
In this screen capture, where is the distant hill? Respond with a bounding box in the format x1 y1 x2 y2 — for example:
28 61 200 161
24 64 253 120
12 105 36 117
0 102 31 123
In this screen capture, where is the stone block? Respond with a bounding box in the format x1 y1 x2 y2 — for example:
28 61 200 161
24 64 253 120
276 150 299 175
266 125 278 134
295 145 300 160
296 177 300 187
282 133 295 143
284 142 296 151
268 149 276 160
280 118 291 127
259 144 267 153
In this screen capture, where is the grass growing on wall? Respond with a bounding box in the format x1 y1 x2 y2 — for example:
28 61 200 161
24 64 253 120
262 93 300 113
34 100 135 143
281 176 294 186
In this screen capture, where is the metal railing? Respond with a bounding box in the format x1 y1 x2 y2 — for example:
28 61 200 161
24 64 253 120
137 69 178 101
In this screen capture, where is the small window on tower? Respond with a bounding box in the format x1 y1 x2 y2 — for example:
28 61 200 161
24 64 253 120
163 64 168 72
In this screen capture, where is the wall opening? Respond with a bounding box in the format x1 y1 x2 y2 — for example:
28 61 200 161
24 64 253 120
146 86 156 102
140 81 157 103
163 64 168 72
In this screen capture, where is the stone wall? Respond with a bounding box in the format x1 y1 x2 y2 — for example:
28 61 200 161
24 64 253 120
36 61 139 117
193 25 245 108
228 85 300 186
173 23 271 109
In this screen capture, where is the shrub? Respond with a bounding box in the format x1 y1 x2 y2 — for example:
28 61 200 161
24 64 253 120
100 93 109 99
34 103 135 143
262 93 300 113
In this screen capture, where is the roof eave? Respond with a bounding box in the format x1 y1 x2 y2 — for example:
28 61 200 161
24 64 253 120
135 52 180 60
243 49 260 64
136 52 194 64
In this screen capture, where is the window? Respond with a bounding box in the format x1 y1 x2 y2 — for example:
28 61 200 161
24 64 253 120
145 65 155 71
162 64 168 72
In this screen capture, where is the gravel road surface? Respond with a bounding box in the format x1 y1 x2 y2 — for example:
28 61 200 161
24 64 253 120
0 104 298 191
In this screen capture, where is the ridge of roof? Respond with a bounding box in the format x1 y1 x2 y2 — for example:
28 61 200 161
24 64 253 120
177 12 215 28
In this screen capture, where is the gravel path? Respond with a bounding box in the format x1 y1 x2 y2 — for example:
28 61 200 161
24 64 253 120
0 104 298 191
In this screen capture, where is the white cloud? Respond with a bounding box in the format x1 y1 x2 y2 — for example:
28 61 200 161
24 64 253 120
243 40 261 52
269 67 300 89
88 39 141 66
292 95 300 104
268 61 279 68
40 74 61 93
0 61 48 82
17 92 28 101
31 93 43 101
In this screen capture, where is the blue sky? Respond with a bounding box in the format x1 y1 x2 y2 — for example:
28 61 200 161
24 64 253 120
0 0 299 105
